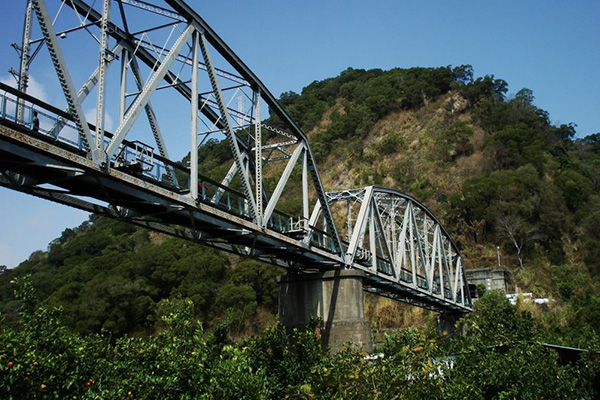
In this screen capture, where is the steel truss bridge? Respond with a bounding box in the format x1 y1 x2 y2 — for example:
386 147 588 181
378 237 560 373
0 0 472 313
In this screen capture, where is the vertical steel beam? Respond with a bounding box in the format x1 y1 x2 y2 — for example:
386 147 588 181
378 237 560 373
17 0 34 123
254 93 263 225
460 258 467 303
428 225 439 294
408 204 418 285
190 30 199 200
94 0 111 166
346 200 354 241
302 150 309 230
369 204 377 270
457 262 465 303
435 227 444 298
453 253 461 301
448 241 455 300
422 213 430 262
119 47 128 123
390 199 397 266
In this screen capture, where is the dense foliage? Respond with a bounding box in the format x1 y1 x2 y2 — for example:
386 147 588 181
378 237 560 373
0 216 281 337
272 65 600 343
2 64 600 397
272 65 473 161
1 279 598 399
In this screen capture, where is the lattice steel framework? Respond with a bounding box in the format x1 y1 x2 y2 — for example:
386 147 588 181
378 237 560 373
0 0 471 312
328 187 471 310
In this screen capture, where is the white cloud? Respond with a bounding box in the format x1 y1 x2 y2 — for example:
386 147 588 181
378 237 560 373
85 107 115 132
0 74 48 103
25 75 49 103
1 74 49 126
0 75 17 88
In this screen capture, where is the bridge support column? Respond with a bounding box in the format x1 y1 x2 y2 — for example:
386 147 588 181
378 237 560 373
437 311 465 337
278 270 372 354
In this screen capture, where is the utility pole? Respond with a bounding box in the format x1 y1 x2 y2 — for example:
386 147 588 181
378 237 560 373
496 246 501 267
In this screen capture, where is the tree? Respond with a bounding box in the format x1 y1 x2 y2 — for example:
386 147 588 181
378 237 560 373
554 169 594 213
495 212 541 269
447 291 596 399
436 121 474 161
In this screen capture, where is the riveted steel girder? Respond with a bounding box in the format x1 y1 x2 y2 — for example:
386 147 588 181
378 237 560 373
327 186 473 311
1 0 472 313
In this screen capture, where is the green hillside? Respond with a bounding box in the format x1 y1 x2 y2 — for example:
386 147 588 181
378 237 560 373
278 65 600 344
1 64 600 398
0 215 281 338
2 65 600 341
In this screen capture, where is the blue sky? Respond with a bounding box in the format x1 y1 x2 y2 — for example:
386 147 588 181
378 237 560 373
0 0 599 268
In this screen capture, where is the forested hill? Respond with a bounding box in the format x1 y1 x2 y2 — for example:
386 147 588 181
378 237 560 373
2 64 600 345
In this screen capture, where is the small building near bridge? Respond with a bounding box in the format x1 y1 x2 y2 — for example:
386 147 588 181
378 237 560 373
466 267 510 296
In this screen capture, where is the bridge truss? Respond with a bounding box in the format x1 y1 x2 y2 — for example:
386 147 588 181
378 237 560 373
0 0 472 313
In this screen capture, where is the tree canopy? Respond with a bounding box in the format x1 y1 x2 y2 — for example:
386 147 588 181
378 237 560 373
1 63 600 397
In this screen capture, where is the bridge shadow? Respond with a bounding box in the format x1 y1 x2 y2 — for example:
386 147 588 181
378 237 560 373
320 269 341 352
278 270 372 353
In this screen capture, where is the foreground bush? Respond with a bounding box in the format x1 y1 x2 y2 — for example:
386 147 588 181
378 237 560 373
1 279 598 399
1 279 271 399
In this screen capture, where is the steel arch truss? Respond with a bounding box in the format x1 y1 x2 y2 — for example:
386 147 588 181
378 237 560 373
1 0 472 313
15 0 342 255
327 187 472 311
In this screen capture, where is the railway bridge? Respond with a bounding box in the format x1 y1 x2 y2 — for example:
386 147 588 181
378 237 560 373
0 0 471 351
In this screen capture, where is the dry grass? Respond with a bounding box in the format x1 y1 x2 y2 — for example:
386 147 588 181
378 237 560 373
365 294 433 330
148 230 167 245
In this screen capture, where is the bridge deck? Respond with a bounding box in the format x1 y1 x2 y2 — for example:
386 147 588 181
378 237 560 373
0 111 470 313
0 0 471 313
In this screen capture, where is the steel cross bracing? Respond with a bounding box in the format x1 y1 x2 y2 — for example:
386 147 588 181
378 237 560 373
0 0 472 313
327 188 472 311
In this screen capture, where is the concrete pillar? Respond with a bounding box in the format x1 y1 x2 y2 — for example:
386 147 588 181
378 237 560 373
437 311 465 337
278 269 372 354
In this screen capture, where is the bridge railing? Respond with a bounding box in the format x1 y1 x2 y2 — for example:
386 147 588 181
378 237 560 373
1 85 342 241
265 210 339 253
0 85 182 184
0 92 83 149
199 178 252 219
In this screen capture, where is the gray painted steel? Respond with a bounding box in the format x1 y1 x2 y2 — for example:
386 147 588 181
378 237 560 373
0 0 472 313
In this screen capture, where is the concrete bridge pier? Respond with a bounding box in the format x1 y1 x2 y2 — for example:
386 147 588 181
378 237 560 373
437 311 465 337
278 270 373 354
